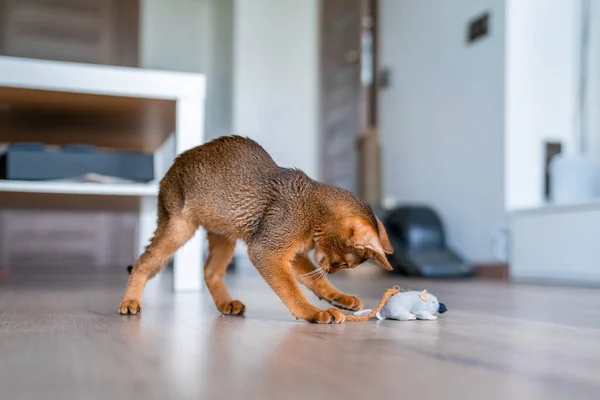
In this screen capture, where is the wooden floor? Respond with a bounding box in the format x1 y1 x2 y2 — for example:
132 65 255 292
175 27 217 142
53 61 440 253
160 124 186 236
1 265 600 400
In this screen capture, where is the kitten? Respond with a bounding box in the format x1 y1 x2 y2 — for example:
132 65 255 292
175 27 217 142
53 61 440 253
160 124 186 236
118 136 393 323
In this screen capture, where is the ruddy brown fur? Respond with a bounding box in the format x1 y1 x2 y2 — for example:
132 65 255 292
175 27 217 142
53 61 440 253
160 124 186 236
118 136 393 323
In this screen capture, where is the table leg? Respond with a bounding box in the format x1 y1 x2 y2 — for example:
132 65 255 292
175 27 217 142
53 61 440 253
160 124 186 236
171 98 204 291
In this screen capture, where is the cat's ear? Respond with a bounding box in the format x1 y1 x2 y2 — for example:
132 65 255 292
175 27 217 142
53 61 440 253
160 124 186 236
375 216 394 254
343 217 393 271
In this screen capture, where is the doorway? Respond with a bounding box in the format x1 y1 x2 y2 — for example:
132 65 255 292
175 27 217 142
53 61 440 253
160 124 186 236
319 0 380 204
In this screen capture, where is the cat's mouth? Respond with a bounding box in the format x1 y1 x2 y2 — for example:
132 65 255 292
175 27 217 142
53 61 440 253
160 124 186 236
326 265 342 274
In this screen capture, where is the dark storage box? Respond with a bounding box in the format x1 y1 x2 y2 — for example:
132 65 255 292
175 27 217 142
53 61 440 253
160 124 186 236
0 144 154 182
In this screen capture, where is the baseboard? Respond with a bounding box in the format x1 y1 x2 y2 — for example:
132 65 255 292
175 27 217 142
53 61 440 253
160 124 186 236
473 262 509 280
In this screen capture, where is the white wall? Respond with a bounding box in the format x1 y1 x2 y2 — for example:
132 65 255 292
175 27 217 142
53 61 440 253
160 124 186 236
379 0 506 261
140 0 209 73
204 0 234 141
142 0 318 160
142 0 317 167
233 0 319 179
585 1 600 162
140 0 234 143
505 0 582 210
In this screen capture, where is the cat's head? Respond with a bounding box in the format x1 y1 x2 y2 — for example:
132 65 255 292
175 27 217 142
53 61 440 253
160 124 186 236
313 215 394 273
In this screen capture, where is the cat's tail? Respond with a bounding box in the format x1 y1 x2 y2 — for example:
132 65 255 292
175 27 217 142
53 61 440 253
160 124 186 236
132 214 198 280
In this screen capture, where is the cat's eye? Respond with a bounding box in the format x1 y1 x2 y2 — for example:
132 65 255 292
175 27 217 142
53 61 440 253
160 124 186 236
338 263 349 268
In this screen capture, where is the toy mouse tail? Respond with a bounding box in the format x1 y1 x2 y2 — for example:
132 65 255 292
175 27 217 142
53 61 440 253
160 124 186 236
345 286 402 322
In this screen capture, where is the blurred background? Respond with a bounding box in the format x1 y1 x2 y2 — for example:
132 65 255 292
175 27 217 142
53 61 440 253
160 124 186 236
1 0 600 285
3 1 600 399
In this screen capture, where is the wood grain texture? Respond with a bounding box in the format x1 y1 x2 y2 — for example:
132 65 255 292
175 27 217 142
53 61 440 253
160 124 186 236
0 0 139 67
1 265 600 399
320 0 361 194
0 86 176 152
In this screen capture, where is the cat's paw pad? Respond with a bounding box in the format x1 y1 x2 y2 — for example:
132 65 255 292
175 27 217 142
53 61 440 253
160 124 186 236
408 314 417 320
327 293 363 311
307 308 346 324
118 299 142 315
219 300 246 316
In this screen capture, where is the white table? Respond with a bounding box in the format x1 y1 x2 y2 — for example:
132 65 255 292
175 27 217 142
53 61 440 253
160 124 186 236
0 56 206 291
510 199 600 285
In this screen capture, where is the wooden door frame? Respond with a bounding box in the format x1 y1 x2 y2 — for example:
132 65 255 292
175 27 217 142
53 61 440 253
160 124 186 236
357 0 381 205
360 0 378 130
319 0 381 204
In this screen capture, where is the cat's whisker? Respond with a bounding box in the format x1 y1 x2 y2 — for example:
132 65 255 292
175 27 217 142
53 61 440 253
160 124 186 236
308 268 327 284
301 267 323 279
301 269 319 278
304 269 319 281
300 272 316 280
306 271 322 283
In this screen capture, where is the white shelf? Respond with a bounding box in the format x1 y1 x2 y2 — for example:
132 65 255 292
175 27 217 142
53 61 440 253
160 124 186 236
0 56 204 291
0 56 206 100
511 198 600 217
0 180 158 196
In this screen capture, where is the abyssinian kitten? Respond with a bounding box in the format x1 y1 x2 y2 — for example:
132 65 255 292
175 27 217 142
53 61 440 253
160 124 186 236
118 136 394 323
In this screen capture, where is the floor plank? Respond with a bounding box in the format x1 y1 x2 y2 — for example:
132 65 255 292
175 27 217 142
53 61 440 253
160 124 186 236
1 266 599 400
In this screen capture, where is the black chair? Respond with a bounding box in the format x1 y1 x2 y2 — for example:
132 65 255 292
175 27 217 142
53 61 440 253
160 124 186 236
378 205 474 278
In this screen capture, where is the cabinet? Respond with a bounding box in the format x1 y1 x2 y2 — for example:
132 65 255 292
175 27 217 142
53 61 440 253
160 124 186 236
0 0 139 67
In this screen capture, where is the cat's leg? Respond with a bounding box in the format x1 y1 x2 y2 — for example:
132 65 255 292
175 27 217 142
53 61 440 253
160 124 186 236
118 215 197 315
248 246 346 324
204 232 245 315
291 254 363 311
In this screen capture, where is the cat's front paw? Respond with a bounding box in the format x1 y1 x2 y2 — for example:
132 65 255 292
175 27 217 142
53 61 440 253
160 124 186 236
305 308 346 324
118 299 142 315
325 293 363 311
218 300 246 316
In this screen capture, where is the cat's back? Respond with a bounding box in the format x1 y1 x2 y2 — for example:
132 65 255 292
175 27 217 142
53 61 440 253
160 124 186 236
160 135 309 240
160 135 278 216
177 135 277 174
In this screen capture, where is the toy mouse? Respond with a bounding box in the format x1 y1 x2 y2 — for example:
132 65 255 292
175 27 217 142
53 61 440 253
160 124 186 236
351 288 447 322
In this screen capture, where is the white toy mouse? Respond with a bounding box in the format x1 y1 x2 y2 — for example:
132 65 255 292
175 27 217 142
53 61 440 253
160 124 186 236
355 290 447 321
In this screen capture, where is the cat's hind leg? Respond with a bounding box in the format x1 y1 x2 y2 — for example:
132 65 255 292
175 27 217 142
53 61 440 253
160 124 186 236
118 215 198 315
204 232 245 315
291 254 363 312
